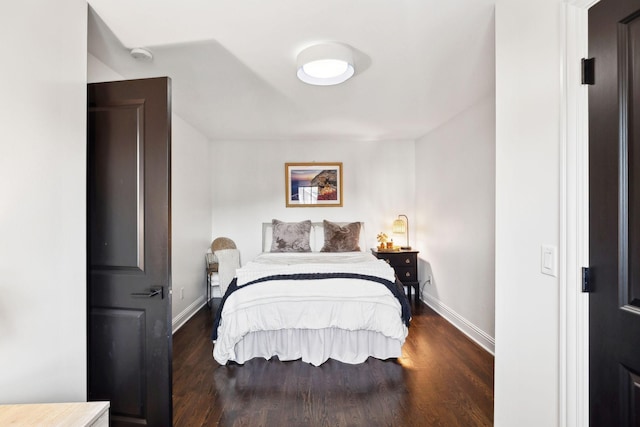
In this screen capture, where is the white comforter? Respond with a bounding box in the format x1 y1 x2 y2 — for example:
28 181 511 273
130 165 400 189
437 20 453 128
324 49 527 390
213 252 408 365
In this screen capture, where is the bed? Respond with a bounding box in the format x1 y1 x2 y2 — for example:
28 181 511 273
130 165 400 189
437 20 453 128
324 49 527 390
211 220 411 366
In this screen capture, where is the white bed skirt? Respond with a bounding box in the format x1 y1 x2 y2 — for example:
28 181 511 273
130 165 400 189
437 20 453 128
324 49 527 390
221 328 403 367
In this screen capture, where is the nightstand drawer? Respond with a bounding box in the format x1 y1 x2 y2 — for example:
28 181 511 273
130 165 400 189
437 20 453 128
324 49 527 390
395 266 417 283
378 253 416 268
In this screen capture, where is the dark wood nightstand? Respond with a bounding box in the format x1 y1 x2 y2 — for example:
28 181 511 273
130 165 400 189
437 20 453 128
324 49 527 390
371 249 419 302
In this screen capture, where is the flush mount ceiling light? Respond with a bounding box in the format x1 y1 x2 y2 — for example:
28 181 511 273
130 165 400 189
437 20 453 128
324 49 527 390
296 43 355 86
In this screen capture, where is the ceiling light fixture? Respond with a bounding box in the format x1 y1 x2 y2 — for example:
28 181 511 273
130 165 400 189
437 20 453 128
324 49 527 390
130 47 153 62
296 43 355 86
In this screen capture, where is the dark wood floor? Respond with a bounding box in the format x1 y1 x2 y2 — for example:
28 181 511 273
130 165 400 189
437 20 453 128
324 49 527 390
173 299 494 427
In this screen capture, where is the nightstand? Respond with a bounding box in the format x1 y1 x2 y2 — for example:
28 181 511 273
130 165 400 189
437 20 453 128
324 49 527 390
372 249 419 302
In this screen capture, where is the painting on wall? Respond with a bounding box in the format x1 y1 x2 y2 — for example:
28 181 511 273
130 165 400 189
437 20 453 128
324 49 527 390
285 162 343 207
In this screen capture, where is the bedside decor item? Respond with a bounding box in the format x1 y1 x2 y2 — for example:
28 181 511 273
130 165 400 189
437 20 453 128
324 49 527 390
376 232 388 250
285 162 343 207
392 214 411 250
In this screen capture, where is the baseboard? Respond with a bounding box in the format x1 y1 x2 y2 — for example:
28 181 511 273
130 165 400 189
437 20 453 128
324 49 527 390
422 293 495 355
172 295 206 334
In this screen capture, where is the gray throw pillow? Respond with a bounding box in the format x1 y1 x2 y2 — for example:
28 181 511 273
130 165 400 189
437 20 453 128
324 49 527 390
270 219 312 252
320 220 361 252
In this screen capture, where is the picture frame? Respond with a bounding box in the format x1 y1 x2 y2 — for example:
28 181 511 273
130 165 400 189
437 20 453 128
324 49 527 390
285 162 343 207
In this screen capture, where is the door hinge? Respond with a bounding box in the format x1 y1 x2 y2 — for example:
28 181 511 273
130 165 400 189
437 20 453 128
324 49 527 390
581 58 595 85
582 267 592 293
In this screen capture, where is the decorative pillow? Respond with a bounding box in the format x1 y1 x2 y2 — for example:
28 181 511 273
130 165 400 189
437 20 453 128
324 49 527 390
320 220 361 252
270 219 312 252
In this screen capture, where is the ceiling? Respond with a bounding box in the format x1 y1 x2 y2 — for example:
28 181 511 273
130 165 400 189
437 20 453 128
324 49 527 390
87 0 495 142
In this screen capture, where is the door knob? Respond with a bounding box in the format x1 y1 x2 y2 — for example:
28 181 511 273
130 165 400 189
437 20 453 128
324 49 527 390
131 287 163 298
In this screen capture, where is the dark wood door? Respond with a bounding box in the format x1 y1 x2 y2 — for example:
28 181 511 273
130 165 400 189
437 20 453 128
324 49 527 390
87 77 172 427
589 1 640 425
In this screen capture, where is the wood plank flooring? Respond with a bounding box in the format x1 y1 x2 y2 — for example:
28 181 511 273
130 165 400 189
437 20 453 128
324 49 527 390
173 300 494 426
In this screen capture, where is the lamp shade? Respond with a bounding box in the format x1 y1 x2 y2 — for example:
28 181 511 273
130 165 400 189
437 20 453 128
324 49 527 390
297 43 355 86
392 219 406 233
392 214 411 250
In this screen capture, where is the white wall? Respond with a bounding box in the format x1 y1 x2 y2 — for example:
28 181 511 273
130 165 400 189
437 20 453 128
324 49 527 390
0 1 88 403
171 116 212 329
210 139 415 263
87 53 122 81
87 54 212 332
415 95 496 353
494 0 562 425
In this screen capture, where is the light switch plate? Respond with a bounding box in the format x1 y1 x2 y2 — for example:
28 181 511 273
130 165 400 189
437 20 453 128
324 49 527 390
541 245 557 277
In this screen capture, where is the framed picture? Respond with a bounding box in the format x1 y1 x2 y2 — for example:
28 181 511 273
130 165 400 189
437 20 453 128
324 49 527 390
285 162 343 207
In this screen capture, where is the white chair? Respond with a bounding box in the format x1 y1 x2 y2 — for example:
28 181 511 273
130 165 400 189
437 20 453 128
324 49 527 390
206 237 240 305
214 249 240 296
